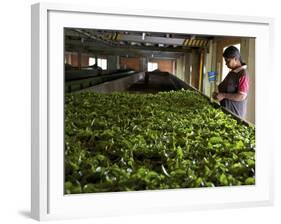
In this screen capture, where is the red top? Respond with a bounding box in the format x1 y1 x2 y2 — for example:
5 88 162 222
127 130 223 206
238 75 249 95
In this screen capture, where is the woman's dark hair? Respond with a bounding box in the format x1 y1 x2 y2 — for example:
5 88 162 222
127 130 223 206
223 46 245 65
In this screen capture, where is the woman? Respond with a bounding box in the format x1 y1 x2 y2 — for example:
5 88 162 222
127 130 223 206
213 46 249 118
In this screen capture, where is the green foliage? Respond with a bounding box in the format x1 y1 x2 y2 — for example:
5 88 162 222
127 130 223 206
64 90 255 194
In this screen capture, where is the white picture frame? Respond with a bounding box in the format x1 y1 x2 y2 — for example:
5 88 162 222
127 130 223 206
31 2 274 221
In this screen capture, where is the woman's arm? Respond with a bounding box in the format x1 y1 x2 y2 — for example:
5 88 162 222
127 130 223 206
214 72 249 102
216 92 247 101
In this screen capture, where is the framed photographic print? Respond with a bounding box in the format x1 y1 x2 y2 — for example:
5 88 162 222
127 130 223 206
31 2 274 221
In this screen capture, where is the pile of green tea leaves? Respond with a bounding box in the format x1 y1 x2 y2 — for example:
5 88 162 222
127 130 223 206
64 90 255 194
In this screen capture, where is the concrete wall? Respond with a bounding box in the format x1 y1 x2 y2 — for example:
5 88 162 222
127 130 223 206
65 52 97 67
120 57 140 71
149 59 175 73
71 53 78 66
175 52 200 89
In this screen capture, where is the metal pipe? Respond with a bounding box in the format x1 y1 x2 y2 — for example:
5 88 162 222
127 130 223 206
198 50 204 91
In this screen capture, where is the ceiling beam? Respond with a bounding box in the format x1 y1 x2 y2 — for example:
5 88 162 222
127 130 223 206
65 39 194 53
65 29 209 48
65 44 186 58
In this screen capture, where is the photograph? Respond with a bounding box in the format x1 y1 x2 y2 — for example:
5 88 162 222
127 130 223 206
63 27 256 194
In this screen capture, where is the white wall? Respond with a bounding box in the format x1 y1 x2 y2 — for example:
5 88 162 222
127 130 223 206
0 0 280 224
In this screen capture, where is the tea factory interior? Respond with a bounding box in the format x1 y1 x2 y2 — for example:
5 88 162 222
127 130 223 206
64 28 255 123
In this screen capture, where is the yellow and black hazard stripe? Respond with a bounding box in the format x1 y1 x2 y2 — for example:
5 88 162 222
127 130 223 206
183 39 190 46
111 33 119 41
182 39 209 47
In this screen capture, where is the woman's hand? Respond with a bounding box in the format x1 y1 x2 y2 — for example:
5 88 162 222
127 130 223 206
212 92 225 101
212 92 218 99
216 93 225 101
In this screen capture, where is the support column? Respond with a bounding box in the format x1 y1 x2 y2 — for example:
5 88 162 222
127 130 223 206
184 53 192 85
116 56 120 70
204 41 213 97
175 56 184 81
198 50 204 92
107 56 118 72
140 57 148 72
191 49 199 89
241 38 255 124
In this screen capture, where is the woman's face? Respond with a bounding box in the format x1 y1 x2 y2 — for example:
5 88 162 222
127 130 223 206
224 57 239 69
